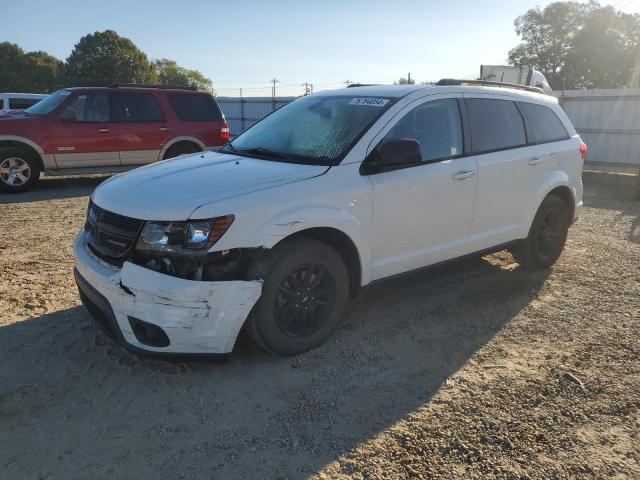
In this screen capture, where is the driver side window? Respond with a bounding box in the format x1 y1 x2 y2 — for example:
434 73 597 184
64 93 109 122
384 98 463 162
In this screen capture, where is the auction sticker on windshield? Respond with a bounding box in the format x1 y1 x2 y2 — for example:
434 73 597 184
348 97 389 107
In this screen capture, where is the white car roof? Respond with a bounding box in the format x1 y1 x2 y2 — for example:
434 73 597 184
0 93 48 98
314 84 557 105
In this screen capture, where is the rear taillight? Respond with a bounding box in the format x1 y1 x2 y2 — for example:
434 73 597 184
579 142 587 161
220 124 230 141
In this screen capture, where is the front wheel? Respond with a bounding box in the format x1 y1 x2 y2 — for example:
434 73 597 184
245 238 350 355
510 194 571 269
0 147 40 193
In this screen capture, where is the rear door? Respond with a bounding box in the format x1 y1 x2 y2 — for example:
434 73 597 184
462 95 535 248
111 92 170 165
49 92 120 167
517 100 573 176
364 95 478 280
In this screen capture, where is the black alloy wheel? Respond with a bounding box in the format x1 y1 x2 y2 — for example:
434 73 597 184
274 263 337 338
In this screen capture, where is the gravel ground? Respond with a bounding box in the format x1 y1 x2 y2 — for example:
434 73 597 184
0 177 638 479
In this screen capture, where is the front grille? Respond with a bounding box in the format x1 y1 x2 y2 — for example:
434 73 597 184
85 200 144 266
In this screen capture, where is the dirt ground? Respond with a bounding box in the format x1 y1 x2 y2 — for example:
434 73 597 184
0 177 638 480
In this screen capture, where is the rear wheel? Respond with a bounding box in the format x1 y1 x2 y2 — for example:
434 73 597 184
245 237 350 355
510 194 571 269
162 142 201 160
0 147 40 193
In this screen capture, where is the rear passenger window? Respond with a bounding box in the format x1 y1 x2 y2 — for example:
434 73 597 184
519 102 570 144
111 93 165 122
8 98 41 110
466 98 526 153
168 94 223 122
384 99 463 162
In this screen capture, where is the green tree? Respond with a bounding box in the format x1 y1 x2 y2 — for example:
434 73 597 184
153 58 213 92
394 76 415 85
65 30 156 86
22 51 64 92
0 42 24 91
0 42 63 92
566 6 640 88
509 1 640 89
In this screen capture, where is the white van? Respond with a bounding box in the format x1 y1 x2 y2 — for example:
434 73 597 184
73 82 585 358
0 93 48 113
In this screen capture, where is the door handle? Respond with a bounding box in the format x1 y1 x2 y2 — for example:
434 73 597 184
453 170 475 180
98 128 110 133
159 127 169 131
528 157 544 165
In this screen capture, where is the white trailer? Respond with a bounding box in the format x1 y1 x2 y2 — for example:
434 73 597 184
480 65 552 94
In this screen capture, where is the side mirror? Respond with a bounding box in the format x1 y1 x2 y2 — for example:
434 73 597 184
58 108 76 122
364 138 422 174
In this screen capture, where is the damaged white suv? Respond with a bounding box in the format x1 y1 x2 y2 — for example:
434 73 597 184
74 82 585 358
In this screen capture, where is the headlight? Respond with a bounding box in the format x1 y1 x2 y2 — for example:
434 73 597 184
135 215 234 254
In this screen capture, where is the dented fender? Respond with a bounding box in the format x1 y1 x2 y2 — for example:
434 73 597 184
210 205 372 285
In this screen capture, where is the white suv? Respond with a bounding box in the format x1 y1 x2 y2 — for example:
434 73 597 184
0 93 47 113
73 83 585 358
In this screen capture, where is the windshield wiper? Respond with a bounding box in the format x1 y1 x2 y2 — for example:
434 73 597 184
220 142 237 153
238 147 287 159
229 145 333 165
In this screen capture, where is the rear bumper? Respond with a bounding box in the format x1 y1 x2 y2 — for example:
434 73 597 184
73 231 263 357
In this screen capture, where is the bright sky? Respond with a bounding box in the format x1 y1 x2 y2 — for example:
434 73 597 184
3 0 639 96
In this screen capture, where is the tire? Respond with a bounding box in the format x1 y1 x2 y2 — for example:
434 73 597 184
245 237 350 356
510 194 571 269
162 143 201 160
0 147 40 194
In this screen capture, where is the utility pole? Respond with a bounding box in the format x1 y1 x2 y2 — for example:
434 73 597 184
631 45 640 88
271 78 279 111
302 82 312 95
239 88 245 132
407 72 412 84
344 80 352 87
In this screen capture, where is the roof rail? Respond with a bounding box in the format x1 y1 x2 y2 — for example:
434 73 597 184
436 78 544 94
346 83 378 88
107 83 197 91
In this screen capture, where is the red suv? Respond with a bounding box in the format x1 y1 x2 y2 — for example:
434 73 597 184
0 84 229 193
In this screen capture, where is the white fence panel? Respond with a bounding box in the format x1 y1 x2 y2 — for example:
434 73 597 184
556 89 640 166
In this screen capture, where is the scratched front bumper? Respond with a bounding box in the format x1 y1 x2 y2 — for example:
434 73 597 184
73 231 263 355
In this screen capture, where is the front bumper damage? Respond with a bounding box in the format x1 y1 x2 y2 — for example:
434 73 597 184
73 231 263 358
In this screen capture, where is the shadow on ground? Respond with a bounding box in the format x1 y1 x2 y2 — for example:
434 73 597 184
0 255 548 479
0 176 107 204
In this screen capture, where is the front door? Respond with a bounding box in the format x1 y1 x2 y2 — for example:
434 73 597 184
50 92 119 168
111 92 170 165
364 95 478 280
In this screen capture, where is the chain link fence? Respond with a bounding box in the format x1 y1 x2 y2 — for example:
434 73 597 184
216 96 297 137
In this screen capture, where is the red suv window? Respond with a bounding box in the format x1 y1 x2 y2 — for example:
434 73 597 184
167 93 223 122
111 92 165 122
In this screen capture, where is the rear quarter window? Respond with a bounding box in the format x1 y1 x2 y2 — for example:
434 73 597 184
519 102 570 144
168 93 223 122
466 98 526 154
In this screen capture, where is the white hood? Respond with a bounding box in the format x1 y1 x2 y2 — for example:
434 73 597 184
91 151 328 220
